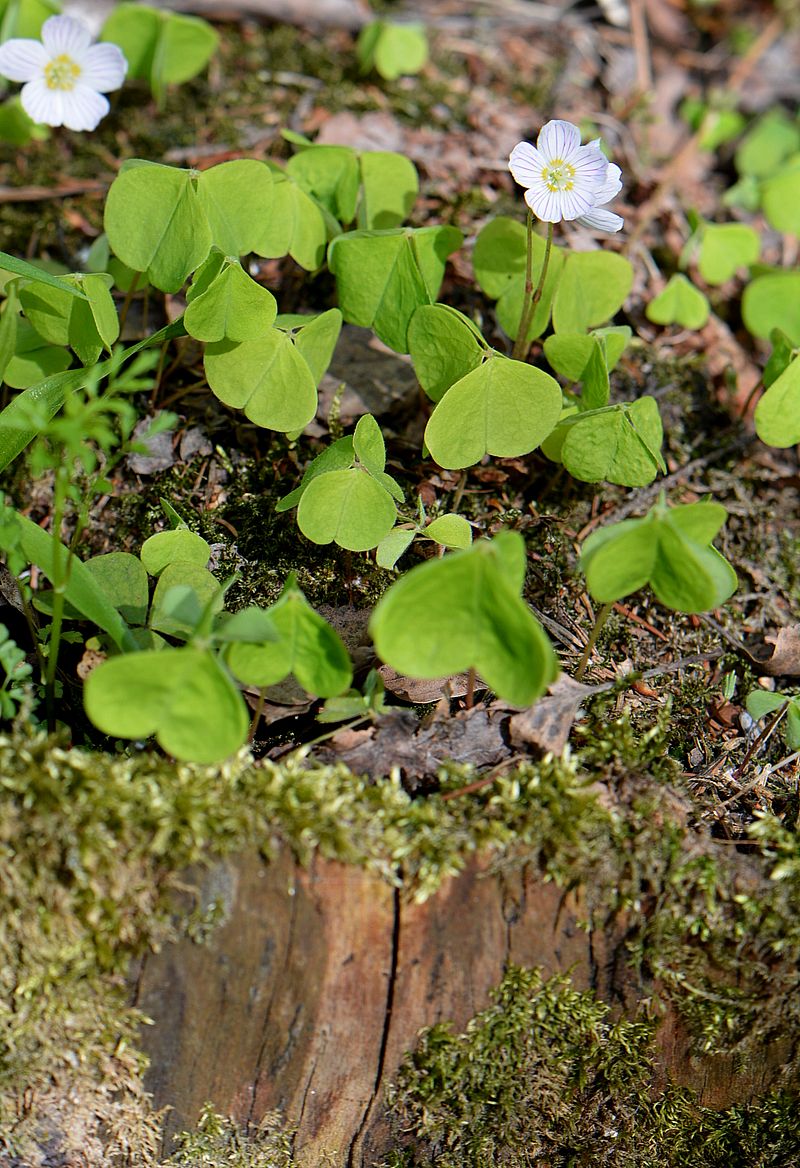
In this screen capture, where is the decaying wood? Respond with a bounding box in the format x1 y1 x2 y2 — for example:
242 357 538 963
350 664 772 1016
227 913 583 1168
133 845 787 1166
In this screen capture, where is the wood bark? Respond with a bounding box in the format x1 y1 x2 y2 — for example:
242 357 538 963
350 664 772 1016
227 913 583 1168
133 847 785 1166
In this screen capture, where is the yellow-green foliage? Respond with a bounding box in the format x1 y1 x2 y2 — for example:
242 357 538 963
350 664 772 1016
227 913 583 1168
163 1105 293 1167
385 966 800 1168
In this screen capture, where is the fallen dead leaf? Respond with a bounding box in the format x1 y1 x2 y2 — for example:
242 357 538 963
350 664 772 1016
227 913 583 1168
744 626 800 678
378 665 477 703
508 676 600 755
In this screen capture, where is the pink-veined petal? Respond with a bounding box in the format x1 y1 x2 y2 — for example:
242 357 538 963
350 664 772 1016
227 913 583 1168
570 143 610 191
577 206 624 233
592 162 623 205
21 76 63 125
40 14 92 60
59 84 109 131
556 185 597 220
537 119 581 163
0 38 47 82
81 42 127 91
524 183 562 223
508 141 547 189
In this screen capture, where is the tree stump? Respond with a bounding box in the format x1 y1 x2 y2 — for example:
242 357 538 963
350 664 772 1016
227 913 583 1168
133 845 788 1165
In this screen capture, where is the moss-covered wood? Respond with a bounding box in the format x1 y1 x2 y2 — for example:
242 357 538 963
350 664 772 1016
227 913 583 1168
2 726 800 1164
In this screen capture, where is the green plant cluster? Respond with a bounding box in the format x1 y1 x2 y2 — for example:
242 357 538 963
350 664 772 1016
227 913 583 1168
0 124 743 759
384 966 800 1168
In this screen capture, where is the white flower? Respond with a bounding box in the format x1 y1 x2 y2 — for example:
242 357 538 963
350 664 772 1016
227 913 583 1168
509 119 624 233
0 14 127 132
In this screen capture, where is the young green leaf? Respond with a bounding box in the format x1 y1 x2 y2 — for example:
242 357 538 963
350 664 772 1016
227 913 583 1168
278 309 343 386
560 398 664 487
287 145 360 224
252 170 328 271
408 304 487 403
225 578 352 696
195 160 274 257
552 251 633 334
369 531 558 706
761 154 800 237
328 225 462 353
3 320 71 389
746 690 800 751
101 3 218 105
742 272 800 344
150 566 222 639
376 526 416 570
356 20 428 80
84 647 248 764
581 499 737 613
754 354 800 449
763 328 795 388
352 412 386 476
184 261 277 343
84 552 149 625
358 151 419 230
297 467 398 552
424 354 562 469
646 273 709 330
204 328 319 432
140 528 211 576
104 162 212 293
425 513 472 549
735 110 800 179
697 222 760 285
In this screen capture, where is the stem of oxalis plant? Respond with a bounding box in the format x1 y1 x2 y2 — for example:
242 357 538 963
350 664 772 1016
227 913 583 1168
45 461 72 731
574 601 614 682
512 217 554 363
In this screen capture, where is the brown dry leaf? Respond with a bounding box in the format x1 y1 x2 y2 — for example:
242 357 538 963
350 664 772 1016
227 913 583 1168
745 626 800 678
508 676 600 755
318 705 508 781
378 665 477 703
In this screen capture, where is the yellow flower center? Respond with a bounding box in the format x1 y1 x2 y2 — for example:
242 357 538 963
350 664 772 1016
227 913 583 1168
542 159 576 192
45 54 81 91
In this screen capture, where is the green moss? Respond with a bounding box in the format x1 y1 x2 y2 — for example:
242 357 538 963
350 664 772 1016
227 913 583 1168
163 1104 294 1167
3 724 800 1160
384 966 800 1168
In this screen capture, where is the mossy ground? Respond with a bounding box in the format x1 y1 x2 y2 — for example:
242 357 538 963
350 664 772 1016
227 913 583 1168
3 719 800 1163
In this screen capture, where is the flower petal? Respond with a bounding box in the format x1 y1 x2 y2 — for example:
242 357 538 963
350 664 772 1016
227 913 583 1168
577 206 624 233
0 38 47 82
556 185 597 221
508 141 547 189
592 163 623 205
21 77 63 125
570 143 610 191
59 84 109 131
81 42 127 91
41 14 92 60
537 119 581 163
524 184 563 223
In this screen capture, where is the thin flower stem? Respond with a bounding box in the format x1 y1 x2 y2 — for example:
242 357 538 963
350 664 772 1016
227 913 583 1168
512 220 554 362
575 600 614 681
45 462 70 730
248 687 267 743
